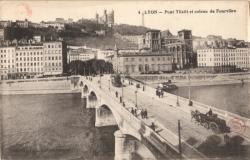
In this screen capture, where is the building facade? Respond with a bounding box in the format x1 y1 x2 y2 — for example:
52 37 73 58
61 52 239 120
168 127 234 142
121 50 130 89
109 49 173 74
0 41 66 80
0 28 5 41
16 20 29 28
0 47 16 80
40 22 65 30
16 45 44 78
43 42 64 75
197 48 250 72
96 49 115 61
0 21 12 28
145 30 162 51
140 29 193 69
68 47 96 63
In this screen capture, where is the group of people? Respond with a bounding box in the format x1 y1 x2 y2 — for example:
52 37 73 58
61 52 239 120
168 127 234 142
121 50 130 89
141 109 148 119
130 108 148 119
131 108 138 116
156 88 164 98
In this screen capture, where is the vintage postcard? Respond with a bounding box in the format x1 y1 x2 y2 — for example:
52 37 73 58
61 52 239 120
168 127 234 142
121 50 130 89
0 0 249 160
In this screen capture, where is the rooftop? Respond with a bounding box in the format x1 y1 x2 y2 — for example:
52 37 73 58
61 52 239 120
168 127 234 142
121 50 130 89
146 29 161 33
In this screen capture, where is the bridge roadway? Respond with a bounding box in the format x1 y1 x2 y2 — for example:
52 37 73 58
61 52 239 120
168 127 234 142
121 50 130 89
80 75 250 159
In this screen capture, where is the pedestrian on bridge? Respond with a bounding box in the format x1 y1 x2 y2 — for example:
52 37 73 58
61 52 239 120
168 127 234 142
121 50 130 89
145 109 148 119
141 109 145 119
115 91 118 98
134 108 138 117
160 90 164 98
120 96 122 103
131 108 135 115
151 122 156 131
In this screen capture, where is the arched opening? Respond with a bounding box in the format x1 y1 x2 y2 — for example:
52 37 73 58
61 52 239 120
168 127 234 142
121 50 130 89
88 91 98 108
83 85 89 94
99 105 115 118
80 81 83 87
95 104 118 127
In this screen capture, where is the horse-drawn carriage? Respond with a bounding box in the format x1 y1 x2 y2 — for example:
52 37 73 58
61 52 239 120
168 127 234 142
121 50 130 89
191 110 230 134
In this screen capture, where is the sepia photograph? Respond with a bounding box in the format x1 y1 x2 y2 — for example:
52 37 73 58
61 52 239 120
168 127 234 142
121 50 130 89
0 0 250 159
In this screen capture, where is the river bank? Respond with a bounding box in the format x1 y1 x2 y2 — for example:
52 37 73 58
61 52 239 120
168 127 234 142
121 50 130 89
0 77 79 95
131 72 250 87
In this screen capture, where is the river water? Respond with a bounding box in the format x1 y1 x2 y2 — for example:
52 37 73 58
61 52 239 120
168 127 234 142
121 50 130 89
169 82 250 118
1 93 118 160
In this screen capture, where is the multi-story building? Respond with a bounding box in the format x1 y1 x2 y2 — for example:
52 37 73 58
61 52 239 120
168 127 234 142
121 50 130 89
0 28 5 41
139 29 193 69
16 19 29 28
161 30 193 69
178 30 193 64
0 21 12 28
197 48 250 72
40 21 65 30
145 30 162 52
68 47 96 62
0 47 16 80
108 49 173 74
15 45 44 78
121 35 144 45
96 49 115 61
0 41 66 80
43 41 64 75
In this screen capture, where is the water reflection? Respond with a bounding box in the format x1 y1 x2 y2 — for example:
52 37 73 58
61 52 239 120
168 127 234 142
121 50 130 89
170 83 250 118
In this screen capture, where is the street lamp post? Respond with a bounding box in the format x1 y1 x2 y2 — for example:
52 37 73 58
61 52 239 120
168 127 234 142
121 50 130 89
188 70 192 106
177 89 180 106
99 74 101 89
108 79 110 91
121 75 124 102
188 71 191 99
135 90 138 107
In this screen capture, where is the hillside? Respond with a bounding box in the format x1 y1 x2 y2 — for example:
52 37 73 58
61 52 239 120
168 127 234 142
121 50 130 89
113 24 151 35
64 33 138 49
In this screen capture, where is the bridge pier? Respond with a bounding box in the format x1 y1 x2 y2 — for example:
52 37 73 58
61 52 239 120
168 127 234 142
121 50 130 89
114 130 134 160
114 130 156 160
86 97 97 109
81 87 88 99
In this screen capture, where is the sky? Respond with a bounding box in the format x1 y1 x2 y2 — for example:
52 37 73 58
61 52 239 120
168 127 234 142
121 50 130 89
0 0 249 41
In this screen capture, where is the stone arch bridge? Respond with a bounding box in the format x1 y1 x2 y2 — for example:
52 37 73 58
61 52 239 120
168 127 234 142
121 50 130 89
74 75 207 160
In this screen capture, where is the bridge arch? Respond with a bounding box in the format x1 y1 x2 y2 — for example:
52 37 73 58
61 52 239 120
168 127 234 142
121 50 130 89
87 91 98 108
83 85 89 94
96 104 156 160
79 81 84 87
